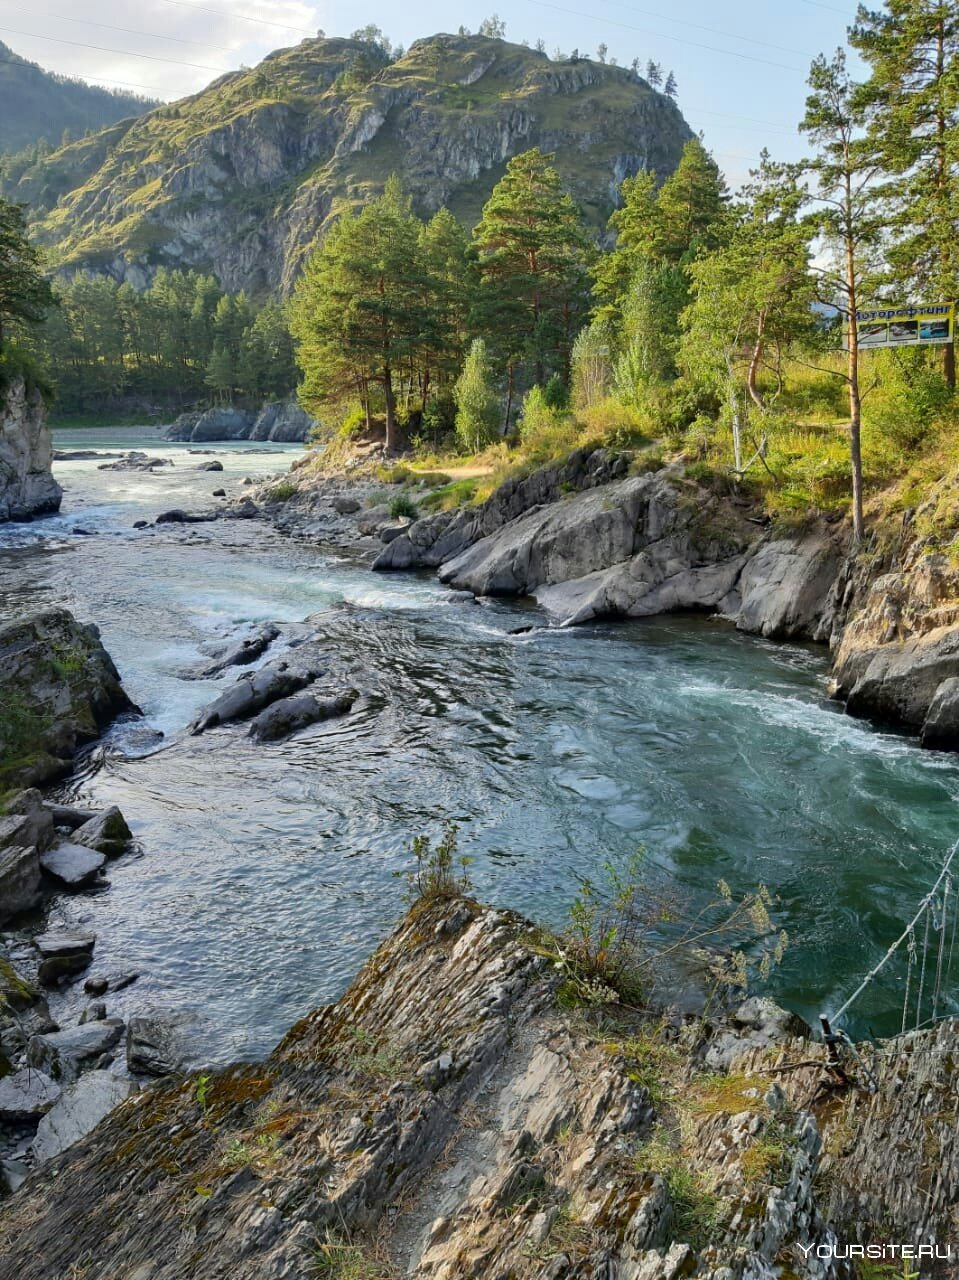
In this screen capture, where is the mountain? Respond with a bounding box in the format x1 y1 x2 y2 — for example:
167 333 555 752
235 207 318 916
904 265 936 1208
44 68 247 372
1 33 693 296
0 41 158 155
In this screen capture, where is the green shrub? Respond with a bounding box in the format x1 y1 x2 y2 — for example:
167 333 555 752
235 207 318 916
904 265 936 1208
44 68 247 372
265 481 298 503
400 822 473 902
420 478 479 511
389 492 418 520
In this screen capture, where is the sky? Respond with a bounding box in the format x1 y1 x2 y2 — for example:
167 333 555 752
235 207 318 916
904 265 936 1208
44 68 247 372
0 0 868 187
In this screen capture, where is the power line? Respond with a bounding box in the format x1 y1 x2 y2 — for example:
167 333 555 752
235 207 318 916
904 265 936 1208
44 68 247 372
155 0 316 38
0 23 231 73
600 0 816 59
0 49 165 95
523 0 808 74
0 2 239 55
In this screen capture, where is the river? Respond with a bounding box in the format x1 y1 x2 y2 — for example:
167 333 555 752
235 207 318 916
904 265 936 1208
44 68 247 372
1 425 956 1060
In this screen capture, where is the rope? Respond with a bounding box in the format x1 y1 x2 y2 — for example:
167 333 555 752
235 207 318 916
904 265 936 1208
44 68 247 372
932 884 949 1022
828 838 959 1028
949 874 958 979
916 906 932 1030
901 927 916 1037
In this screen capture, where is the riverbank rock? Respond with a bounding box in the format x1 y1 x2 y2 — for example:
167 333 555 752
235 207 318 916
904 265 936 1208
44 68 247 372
39 841 106 890
125 1015 185 1077
200 624 279 677
190 653 326 734
247 688 358 742
0 1069 60 1122
97 451 171 471
71 806 132 858
31 1071 133 1163
0 377 62 523
34 932 96 986
0 847 42 920
0 608 137 790
27 1018 123 1084
1 897 951 1280
165 400 315 444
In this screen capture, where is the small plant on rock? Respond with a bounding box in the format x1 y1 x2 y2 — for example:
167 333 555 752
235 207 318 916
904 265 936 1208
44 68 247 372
389 492 418 520
400 821 474 902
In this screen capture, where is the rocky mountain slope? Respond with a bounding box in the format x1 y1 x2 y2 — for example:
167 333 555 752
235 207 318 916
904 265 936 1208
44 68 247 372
0 895 953 1279
0 41 156 156
0 377 61 523
1 34 692 295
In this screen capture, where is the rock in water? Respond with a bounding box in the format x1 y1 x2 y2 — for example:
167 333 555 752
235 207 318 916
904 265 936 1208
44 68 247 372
39 841 106 889
34 932 96 985
31 1072 133 1163
190 655 326 734
0 377 61 522
0 1069 60 1121
0 608 137 790
126 1016 185 1076
200 625 280 677
248 689 358 742
71 806 132 858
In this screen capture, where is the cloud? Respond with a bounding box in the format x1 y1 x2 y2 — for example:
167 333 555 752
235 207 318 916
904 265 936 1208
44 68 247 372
0 0 330 99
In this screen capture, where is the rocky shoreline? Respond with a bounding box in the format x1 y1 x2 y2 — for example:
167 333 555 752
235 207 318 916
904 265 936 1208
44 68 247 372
0 377 61 523
245 444 959 751
1 894 955 1278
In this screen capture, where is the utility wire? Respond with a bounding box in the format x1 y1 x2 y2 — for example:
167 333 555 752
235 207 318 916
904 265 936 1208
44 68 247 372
0 49 163 94
523 0 808 74
155 0 317 37
0 23 231 73
0 2 239 55
600 0 817 59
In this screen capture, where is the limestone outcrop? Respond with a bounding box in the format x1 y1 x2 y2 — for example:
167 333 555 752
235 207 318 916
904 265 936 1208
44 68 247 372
0 897 952 1279
0 377 61 522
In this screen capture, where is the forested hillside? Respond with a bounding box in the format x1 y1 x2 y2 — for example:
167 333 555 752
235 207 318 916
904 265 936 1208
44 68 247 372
0 32 691 296
0 41 157 155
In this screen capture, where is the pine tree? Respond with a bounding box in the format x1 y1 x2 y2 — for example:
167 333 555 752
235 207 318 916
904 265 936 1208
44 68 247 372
593 169 659 316
472 148 592 407
801 49 884 543
417 208 471 414
646 60 662 87
653 137 729 264
851 0 959 386
454 338 500 451
0 196 54 355
597 43 608 63
664 71 678 98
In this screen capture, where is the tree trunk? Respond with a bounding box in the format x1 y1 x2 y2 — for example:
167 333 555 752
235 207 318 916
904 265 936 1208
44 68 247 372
503 362 515 437
383 367 398 453
846 243 864 545
746 312 766 410
945 341 956 393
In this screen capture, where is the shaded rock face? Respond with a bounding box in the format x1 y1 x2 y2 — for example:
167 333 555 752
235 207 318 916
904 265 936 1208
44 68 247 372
0 899 952 1280
375 454 845 644
0 378 62 523
0 608 137 790
165 400 315 443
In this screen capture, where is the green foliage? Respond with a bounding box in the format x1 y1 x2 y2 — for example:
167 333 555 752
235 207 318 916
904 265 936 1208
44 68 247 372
635 1131 724 1249
420 477 479 511
311 1232 389 1279
388 492 419 520
0 196 54 355
454 338 501 452
400 821 474 902
265 481 298 504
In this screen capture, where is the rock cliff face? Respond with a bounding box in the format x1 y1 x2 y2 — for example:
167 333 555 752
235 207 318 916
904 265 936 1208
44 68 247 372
164 401 315 444
3 35 693 295
0 897 953 1279
374 451 845 643
0 377 62 522
0 608 137 790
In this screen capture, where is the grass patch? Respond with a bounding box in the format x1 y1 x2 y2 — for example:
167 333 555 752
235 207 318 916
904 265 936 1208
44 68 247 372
265 480 299 503
388 492 418 520
419 477 479 511
635 1130 725 1250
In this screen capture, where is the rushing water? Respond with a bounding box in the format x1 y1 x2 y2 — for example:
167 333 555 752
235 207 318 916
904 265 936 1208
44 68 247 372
1 425 957 1060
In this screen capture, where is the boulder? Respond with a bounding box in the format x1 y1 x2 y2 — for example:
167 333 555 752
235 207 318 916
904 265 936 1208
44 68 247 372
31 1071 133 1163
39 841 106 889
702 996 811 1072
212 488 226 497
200 625 279 677
155 509 217 524
0 1069 60 1121
248 689 358 742
250 401 315 443
34 932 95 986
379 520 411 544
332 495 361 515
47 802 98 831
196 460 224 472
71 806 132 858
165 407 255 443
357 504 391 536
126 1015 186 1076
0 846 42 920
0 608 137 790
1 789 55 850
0 377 62 523
27 1019 124 1084
190 654 326 734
